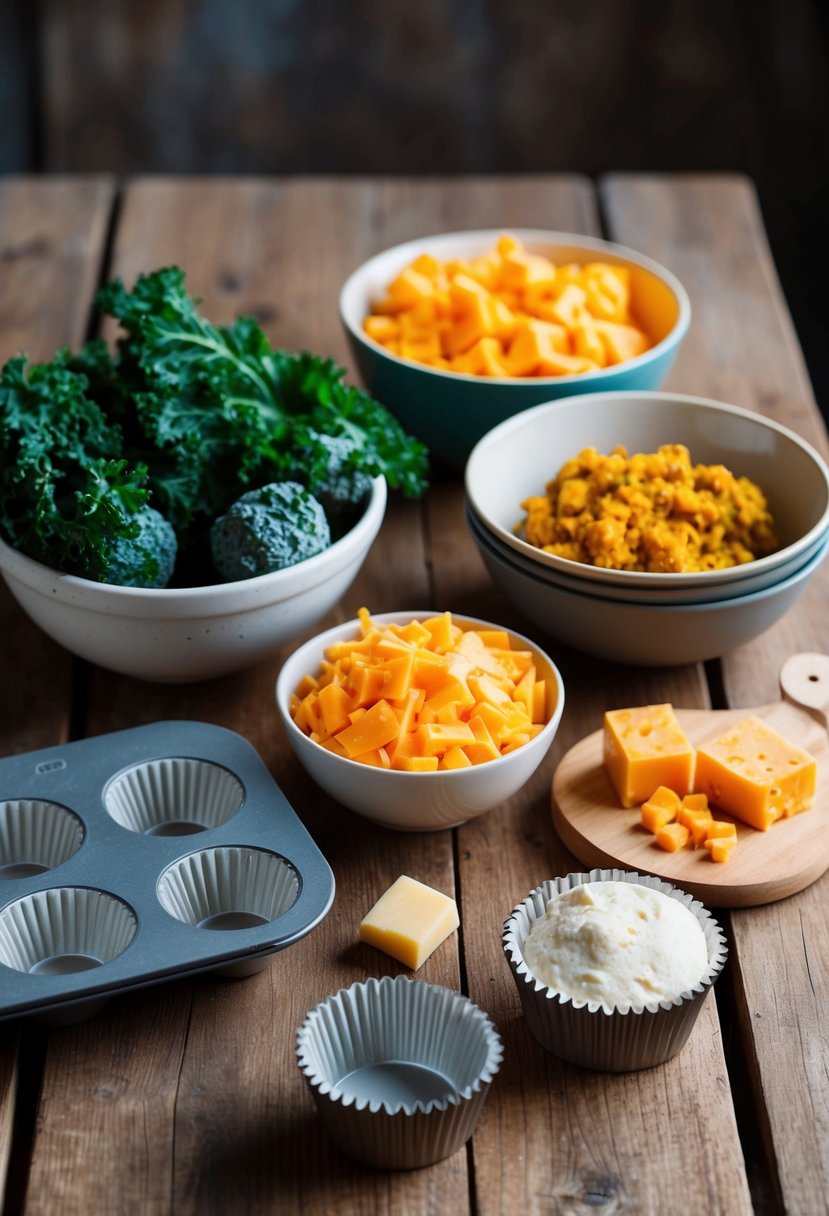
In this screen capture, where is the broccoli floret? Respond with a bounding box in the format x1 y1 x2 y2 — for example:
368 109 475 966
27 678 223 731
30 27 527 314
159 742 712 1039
101 505 177 588
210 481 331 581
307 435 374 520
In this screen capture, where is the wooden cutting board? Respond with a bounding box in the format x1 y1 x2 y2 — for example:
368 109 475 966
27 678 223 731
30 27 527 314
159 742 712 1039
551 654 829 907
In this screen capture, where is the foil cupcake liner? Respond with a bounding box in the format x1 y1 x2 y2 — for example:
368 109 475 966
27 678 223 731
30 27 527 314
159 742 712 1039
503 868 727 1072
104 757 245 836
296 975 503 1169
0 887 137 975
0 799 85 878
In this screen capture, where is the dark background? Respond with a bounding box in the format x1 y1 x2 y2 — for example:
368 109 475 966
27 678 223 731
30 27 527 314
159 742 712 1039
2 0 828 415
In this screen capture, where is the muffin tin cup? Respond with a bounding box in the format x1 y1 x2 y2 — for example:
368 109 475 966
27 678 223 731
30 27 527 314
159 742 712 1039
503 869 727 1073
104 757 245 836
296 975 503 1169
0 887 137 975
0 722 335 1022
0 799 85 878
157 845 301 978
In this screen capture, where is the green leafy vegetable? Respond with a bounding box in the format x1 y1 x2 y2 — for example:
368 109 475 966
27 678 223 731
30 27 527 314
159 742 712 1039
0 267 429 585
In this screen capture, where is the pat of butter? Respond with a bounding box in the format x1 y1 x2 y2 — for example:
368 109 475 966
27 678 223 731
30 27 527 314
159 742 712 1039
695 715 817 830
358 875 459 970
603 704 694 808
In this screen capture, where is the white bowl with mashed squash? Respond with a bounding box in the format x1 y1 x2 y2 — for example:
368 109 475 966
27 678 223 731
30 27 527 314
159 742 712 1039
503 869 727 1072
466 391 829 589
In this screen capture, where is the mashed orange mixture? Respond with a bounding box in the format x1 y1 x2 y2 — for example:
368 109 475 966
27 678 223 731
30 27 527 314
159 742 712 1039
521 444 777 573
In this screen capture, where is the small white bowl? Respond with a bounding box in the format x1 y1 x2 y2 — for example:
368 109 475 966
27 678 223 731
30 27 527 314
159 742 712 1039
465 392 829 589
0 477 386 683
340 230 690 467
275 611 565 831
473 524 829 666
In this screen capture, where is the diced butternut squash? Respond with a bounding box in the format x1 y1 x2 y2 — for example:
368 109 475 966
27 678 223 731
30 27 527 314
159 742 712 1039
363 234 651 377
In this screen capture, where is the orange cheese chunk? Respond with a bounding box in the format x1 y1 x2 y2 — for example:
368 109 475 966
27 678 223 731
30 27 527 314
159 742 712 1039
655 822 690 852
290 610 555 770
640 785 681 832
358 875 460 969
603 704 694 808
704 837 737 863
694 716 817 831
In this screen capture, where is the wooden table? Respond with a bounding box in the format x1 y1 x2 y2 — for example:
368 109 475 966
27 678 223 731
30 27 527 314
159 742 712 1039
0 174 827 1216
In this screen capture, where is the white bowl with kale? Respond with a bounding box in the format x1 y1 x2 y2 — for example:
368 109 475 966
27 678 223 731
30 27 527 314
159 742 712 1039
0 267 426 682
0 476 386 683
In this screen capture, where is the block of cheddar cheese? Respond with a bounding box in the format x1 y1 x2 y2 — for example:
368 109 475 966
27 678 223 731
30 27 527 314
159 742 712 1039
603 704 694 808
358 875 460 970
694 715 817 831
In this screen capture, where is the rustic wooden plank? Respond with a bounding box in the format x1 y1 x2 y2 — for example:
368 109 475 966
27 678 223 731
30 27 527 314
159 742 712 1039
409 182 747 1213
0 1031 19 1205
0 176 115 1212
602 172 829 1216
21 176 460 1215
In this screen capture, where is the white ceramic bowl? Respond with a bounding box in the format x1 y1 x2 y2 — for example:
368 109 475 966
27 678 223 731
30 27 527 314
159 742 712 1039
473 523 829 666
340 230 690 467
465 392 829 589
275 611 565 831
466 503 828 607
0 478 387 683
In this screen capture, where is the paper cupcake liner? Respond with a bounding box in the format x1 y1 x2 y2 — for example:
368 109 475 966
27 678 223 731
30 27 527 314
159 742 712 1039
503 868 727 1072
156 846 299 929
0 799 85 878
104 757 245 836
296 975 503 1169
0 887 137 975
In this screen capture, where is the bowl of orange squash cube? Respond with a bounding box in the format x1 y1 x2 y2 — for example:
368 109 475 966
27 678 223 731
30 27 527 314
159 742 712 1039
339 229 690 468
275 609 565 831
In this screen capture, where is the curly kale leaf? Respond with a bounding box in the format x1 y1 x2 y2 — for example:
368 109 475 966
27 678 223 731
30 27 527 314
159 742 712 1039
93 268 429 529
0 354 151 577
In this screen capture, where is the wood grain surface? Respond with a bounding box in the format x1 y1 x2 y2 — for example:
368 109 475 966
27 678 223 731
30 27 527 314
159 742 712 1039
2 173 825 1216
603 174 829 1216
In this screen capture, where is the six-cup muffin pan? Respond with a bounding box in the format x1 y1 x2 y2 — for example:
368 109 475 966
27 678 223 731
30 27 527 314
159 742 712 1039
0 720 335 1022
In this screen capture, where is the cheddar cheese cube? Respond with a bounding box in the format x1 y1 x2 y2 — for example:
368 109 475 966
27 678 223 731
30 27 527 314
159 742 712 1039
655 822 690 852
640 785 681 832
358 876 460 970
704 837 737 863
694 716 817 831
603 704 694 808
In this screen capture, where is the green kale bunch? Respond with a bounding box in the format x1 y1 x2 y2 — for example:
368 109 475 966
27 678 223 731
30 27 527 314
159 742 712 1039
0 267 429 586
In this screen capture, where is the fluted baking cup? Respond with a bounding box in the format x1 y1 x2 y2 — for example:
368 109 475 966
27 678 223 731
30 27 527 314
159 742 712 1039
296 975 503 1169
503 868 727 1072
0 887 137 975
104 757 245 836
0 800 84 879
157 846 299 929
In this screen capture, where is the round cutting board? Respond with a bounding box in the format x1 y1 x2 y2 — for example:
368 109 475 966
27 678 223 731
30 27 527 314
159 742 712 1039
551 655 829 907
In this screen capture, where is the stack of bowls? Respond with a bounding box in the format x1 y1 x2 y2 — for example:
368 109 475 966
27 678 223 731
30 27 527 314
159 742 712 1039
465 392 829 666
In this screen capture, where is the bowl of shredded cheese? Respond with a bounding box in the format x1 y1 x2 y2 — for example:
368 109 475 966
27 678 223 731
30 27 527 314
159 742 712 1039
275 608 565 830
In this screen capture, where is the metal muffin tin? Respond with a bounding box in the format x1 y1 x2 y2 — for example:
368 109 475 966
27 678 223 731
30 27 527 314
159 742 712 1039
0 720 335 1022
